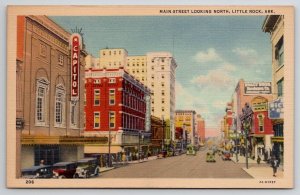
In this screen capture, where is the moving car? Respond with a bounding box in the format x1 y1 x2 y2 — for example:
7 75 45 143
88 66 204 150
186 145 196 156
222 150 231 161
52 162 77 179
206 152 216 162
74 158 100 178
21 165 53 179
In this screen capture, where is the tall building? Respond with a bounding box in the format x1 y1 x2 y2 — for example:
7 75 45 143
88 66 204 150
84 67 151 157
86 49 178 143
262 15 284 163
146 52 177 141
175 110 197 145
15 16 106 174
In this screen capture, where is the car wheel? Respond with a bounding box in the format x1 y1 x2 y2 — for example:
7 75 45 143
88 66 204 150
59 175 65 179
85 172 90 178
95 169 99 176
73 174 79 178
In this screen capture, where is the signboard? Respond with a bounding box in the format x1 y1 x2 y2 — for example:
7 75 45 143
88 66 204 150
70 33 82 101
268 97 284 119
244 82 272 95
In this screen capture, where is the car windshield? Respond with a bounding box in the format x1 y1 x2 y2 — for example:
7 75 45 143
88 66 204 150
53 166 66 170
22 171 36 176
77 162 89 167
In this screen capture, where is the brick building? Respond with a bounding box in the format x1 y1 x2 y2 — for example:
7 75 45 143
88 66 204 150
84 67 151 156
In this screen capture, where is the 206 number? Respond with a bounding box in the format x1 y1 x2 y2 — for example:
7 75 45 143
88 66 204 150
26 180 34 184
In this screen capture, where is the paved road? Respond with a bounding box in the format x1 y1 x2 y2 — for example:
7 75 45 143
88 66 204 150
97 149 252 178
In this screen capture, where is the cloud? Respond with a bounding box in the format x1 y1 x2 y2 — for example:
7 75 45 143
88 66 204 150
212 100 227 109
191 65 236 89
194 48 222 63
232 47 260 65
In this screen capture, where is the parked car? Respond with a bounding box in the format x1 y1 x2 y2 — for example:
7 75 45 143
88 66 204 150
21 165 53 179
206 152 216 162
52 162 77 179
74 158 100 178
222 150 231 161
186 145 196 156
157 150 167 158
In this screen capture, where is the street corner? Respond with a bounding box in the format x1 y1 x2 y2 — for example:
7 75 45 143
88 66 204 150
242 166 284 179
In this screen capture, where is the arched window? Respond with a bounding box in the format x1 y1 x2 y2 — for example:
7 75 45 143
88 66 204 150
257 113 265 132
35 78 49 126
54 84 66 127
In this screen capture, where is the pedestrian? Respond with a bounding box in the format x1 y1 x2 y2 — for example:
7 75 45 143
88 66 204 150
40 159 45 166
270 155 279 177
257 155 261 164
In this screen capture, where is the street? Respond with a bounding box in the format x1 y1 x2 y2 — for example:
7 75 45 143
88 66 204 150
97 149 252 178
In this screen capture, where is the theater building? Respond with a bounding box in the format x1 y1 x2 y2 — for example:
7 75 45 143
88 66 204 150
84 67 151 156
16 16 107 175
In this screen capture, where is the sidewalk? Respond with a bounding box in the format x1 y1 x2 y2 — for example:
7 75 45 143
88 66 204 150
242 166 284 179
231 155 266 164
231 156 284 179
100 156 158 173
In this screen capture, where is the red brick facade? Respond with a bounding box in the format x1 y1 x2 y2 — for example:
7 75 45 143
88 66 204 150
85 68 150 134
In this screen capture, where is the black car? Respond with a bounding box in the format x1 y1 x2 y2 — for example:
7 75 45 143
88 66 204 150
74 158 100 178
21 165 53 179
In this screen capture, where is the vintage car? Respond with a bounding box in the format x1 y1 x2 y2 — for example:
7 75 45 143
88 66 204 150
186 145 196 156
206 152 216 162
52 162 77 179
74 158 100 178
222 150 231 161
21 165 53 179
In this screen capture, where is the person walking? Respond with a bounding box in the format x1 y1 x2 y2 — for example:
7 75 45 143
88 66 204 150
270 155 279 177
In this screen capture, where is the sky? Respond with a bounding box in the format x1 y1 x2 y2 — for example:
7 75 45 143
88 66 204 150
51 16 272 136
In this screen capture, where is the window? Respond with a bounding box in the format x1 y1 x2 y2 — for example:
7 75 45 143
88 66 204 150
109 78 116 83
257 114 265 132
151 66 154 70
36 78 49 126
162 58 165 63
70 103 77 127
277 79 284 97
152 107 154 112
161 65 165 70
162 74 165 79
273 123 284 137
162 107 165 112
151 59 154 63
109 89 115 105
55 85 65 126
103 52 105 56
162 98 165 104
58 54 64 66
109 111 115 128
275 37 284 66
162 90 165 96
119 50 121 55
94 79 100 84
94 112 100 128
151 75 154 79
94 89 100 105
40 44 46 57
114 51 116 55
161 82 165 87
151 82 154 87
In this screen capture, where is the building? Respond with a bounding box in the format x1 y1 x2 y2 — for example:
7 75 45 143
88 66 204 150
231 79 273 159
84 67 151 158
196 114 205 145
87 49 178 144
146 52 177 142
15 16 106 175
262 15 284 163
150 116 164 155
175 110 197 145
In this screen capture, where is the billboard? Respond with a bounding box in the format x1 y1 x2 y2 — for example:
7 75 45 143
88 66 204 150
268 97 284 119
244 82 272 95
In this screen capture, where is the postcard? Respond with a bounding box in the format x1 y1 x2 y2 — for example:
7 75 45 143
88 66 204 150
7 5 294 188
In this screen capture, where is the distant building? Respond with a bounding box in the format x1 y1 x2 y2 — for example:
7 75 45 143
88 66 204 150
84 67 151 156
175 110 197 145
196 115 206 144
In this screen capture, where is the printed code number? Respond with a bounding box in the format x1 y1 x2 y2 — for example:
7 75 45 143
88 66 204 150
26 180 34 184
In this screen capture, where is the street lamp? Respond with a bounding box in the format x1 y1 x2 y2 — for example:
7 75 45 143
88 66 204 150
239 102 253 169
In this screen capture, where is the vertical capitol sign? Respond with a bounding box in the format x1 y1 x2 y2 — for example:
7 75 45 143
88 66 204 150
70 33 82 101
